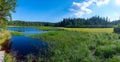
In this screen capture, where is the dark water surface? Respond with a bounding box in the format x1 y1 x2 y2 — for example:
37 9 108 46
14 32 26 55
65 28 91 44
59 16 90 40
8 27 48 58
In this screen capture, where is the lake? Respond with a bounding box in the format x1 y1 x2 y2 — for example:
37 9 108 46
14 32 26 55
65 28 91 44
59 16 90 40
8 27 48 58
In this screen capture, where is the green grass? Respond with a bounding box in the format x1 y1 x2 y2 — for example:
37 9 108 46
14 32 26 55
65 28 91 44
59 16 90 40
37 26 64 31
0 28 13 62
4 53 16 62
37 26 113 33
10 31 24 36
0 29 11 44
29 28 120 62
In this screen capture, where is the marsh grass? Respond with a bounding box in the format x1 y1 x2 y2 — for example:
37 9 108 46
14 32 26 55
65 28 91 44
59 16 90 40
37 26 114 33
10 31 24 36
63 28 113 33
37 26 64 31
6 27 119 62
29 29 120 62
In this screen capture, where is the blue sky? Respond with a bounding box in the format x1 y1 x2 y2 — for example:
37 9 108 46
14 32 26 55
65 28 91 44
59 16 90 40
12 0 120 22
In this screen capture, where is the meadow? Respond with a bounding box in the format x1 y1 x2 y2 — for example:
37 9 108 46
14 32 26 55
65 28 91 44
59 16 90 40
29 27 120 62
37 26 63 31
37 26 114 33
63 28 113 33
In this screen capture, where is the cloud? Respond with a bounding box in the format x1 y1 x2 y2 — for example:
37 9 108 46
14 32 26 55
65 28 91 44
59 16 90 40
115 0 120 6
95 0 109 6
70 0 110 17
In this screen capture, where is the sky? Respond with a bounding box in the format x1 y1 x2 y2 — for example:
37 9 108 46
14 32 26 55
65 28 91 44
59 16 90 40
12 0 120 22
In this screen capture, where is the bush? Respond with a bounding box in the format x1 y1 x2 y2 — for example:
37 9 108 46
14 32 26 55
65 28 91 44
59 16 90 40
114 24 120 33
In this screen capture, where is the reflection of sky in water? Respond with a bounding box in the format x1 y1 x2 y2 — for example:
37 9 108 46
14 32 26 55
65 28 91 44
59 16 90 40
24 31 49 35
8 27 48 58
8 27 49 35
11 36 48 56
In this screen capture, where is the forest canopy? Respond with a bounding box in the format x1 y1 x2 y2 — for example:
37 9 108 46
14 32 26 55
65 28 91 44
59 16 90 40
9 16 120 28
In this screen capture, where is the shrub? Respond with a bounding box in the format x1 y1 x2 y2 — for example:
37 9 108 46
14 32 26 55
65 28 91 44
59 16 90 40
114 24 120 33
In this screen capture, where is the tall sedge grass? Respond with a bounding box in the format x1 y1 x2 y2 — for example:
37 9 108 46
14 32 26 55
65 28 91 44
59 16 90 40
30 30 120 62
10 31 24 36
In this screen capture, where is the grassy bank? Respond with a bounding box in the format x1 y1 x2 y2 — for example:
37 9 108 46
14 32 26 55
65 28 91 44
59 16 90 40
37 26 63 31
10 31 24 36
0 29 11 45
37 26 113 33
30 28 120 62
0 28 13 62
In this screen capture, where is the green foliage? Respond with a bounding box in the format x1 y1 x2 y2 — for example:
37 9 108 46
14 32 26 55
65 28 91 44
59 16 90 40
114 24 120 33
10 31 24 36
0 0 16 28
105 55 120 62
8 16 120 28
29 30 120 62
4 53 15 62
0 29 11 44
37 26 63 31
8 20 55 27
94 45 116 58
55 16 113 28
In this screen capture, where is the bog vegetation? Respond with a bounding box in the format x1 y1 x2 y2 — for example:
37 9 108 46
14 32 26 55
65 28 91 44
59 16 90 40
26 27 119 62
10 31 24 36
1 0 120 62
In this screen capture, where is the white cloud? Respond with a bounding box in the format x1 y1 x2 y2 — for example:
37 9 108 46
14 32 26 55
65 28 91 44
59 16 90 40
115 0 120 6
95 0 109 6
70 0 110 17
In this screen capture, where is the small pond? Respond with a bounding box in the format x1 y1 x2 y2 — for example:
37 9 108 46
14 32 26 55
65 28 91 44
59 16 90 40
8 27 48 58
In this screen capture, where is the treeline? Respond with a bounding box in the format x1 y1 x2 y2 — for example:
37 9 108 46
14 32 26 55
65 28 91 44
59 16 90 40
55 16 111 28
8 20 54 26
8 16 120 28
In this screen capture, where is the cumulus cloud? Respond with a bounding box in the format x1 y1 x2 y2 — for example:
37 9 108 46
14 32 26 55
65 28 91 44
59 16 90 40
70 0 110 17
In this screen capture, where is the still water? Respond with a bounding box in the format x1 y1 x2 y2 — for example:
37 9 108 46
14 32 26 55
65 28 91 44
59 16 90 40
8 27 48 58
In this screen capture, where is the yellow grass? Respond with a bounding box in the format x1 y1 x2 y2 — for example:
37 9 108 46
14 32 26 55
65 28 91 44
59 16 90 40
0 29 11 44
62 28 114 33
